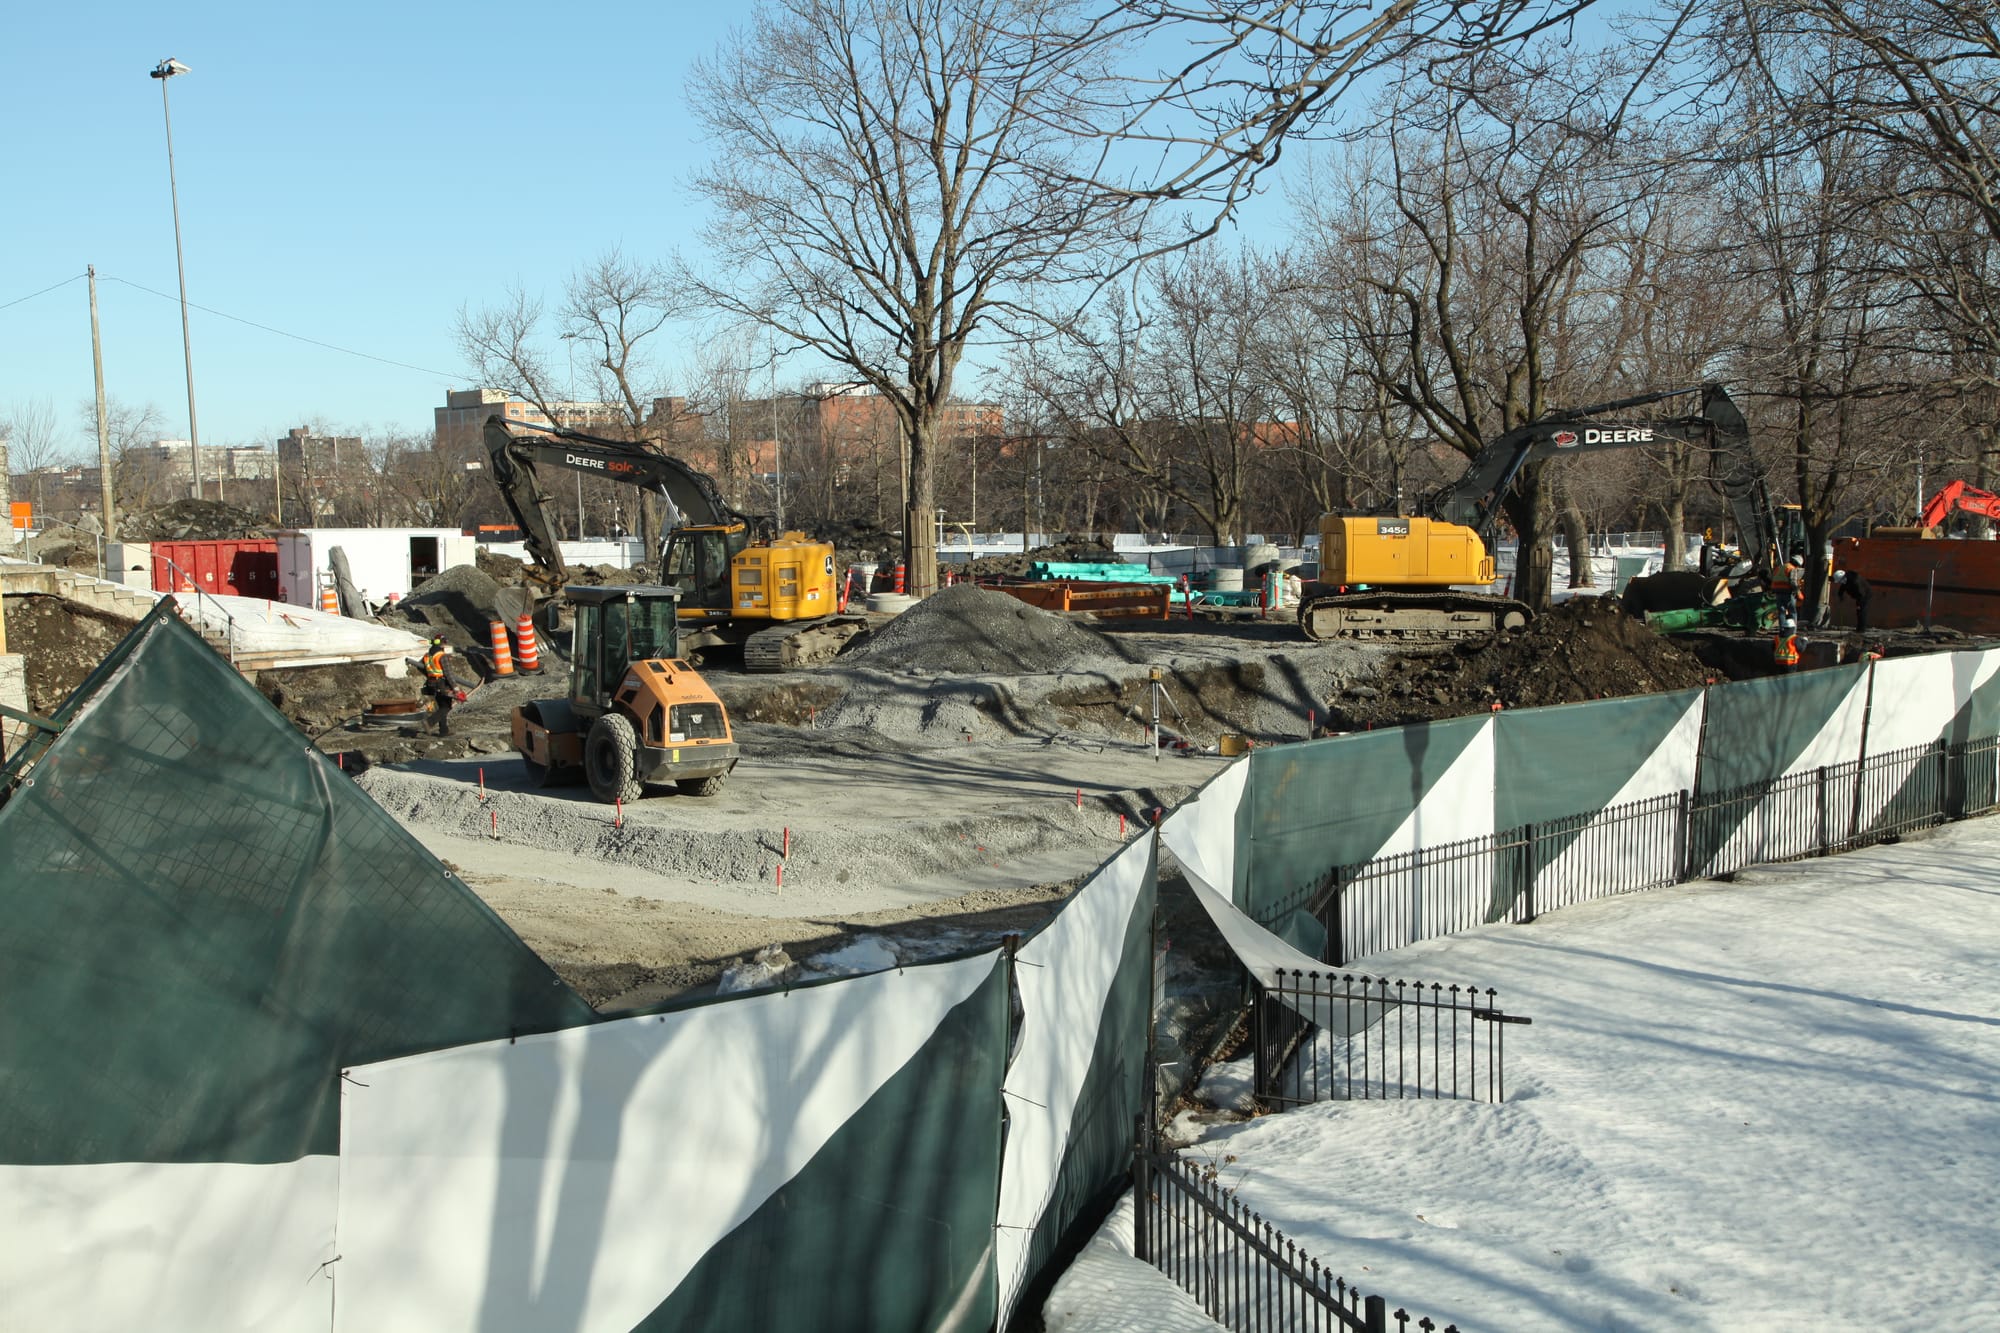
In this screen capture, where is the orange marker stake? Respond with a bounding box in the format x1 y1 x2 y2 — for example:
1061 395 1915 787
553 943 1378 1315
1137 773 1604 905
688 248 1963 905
615 797 623 830
1119 813 1127 838
479 767 486 802
1075 787 1083 809
776 863 784 890
490 809 498 839
783 826 791 859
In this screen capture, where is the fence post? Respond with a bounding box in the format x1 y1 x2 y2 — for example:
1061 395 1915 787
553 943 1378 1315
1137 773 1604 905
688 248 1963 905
1131 1113 1150 1262
1946 741 1966 820
1328 870 1346 967
1816 765 1830 855
1364 1292 1388 1333
1675 787 1693 883
1519 823 1537 923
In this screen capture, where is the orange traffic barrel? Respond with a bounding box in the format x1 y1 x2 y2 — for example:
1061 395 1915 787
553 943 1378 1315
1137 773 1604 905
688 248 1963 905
513 614 541 672
320 585 340 615
489 619 515 675
893 562 907 594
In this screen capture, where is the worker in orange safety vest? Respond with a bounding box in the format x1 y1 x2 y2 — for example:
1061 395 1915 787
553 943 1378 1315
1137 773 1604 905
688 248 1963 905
1773 614 1802 672
420 636 469 735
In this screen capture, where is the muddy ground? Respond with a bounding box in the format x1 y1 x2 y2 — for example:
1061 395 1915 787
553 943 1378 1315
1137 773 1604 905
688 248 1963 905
2 593 140 714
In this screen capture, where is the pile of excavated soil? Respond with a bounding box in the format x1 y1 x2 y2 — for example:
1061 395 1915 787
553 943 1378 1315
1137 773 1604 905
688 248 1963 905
475 547 528 586
958 537 1122 581
122 498 268 541
840 584 1131 676
377 564 528 652
257 661 434 736
1326 598 1720 729
2 593 138 713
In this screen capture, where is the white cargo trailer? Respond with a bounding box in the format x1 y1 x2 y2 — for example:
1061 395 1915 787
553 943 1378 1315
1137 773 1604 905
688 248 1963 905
273 528 475 608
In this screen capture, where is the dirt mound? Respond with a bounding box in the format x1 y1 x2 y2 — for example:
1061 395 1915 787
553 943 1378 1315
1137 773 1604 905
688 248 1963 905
840 584 1130 675
959 537 1122 581
2 593 137 713
122 498 269 541
475 547 528 586
1327 598 1718 728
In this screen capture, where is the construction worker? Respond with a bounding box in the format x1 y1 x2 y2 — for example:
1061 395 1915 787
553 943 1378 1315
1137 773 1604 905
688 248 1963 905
420 636 468 736
1831 568 1873 636
1773 614 1803 673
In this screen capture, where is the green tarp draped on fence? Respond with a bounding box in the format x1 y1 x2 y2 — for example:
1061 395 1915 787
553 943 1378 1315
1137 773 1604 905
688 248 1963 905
0 604 595 1165
636 958 1011 1333
1236 716 1491 925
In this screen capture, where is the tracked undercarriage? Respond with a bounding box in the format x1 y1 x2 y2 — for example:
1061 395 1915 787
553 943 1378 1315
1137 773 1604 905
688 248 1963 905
1297 588 1532 643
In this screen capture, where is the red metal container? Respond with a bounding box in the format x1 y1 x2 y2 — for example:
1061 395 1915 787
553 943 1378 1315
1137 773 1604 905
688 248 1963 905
151 539 280 599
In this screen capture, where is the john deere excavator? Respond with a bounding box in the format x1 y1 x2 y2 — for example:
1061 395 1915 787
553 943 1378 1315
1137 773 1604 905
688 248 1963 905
1300 384 1764 641
484 418 866 670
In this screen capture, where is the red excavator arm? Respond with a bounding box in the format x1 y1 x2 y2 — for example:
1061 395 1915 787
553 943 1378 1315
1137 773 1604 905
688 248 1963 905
1920 480 2000 529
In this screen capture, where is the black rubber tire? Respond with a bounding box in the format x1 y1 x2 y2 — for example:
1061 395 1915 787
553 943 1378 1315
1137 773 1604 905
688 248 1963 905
679 772 728 798
584 712 644 805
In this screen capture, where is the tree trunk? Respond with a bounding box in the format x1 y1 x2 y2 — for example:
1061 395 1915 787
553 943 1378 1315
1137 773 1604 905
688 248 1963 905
1560 501 1592 588
905 417 938 598
1657 489 1687 572
1501 461 1555 612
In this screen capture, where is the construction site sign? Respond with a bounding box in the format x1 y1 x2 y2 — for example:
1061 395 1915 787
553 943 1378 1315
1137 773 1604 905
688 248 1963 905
9 502 28 531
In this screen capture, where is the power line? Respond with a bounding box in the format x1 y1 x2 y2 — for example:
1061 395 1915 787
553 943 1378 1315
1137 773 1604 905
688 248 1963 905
98 274 461 379
0 272 87 312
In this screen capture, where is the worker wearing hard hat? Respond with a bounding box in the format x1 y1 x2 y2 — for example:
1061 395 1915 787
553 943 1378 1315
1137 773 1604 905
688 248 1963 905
420 636 470 736
1831 569 1873 637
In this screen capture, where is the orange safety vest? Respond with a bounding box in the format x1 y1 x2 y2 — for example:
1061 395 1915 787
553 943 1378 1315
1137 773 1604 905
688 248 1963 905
422 647 448 681
1773 633 1801 667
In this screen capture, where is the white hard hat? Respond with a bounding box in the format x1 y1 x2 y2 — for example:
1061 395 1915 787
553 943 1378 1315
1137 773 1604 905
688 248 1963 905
1832 569 1848 584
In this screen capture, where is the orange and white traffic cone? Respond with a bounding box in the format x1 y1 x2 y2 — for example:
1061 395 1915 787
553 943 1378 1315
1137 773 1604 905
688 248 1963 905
489 620 515 676
513 614 541 672
893 562 907 594
320 585 340 615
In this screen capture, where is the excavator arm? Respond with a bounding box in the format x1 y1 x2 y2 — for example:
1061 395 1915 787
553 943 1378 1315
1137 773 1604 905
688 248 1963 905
482 417 764 589
1431 385 1750 543
1920 479 2000 530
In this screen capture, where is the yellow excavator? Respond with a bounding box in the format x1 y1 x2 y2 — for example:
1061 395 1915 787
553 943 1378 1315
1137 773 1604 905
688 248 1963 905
484 418 865 670
1300 385 1759 641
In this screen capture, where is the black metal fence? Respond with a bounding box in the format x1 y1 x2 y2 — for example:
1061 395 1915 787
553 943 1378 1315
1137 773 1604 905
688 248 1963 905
1133 1136 1460 1333
1252 971 1528 1108
1289 735 2000 967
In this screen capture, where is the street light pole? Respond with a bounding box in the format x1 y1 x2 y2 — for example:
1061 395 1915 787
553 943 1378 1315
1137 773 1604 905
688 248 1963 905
151 57 203 503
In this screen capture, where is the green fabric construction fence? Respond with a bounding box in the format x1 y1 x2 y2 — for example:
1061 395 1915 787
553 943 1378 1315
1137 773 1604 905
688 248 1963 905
0 604 1158 1332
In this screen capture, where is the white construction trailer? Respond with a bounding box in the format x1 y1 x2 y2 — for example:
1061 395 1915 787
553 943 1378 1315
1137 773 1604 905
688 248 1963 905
273 528 476 608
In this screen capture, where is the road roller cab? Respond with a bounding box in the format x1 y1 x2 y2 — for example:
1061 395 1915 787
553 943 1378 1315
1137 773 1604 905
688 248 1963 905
511 585 740 801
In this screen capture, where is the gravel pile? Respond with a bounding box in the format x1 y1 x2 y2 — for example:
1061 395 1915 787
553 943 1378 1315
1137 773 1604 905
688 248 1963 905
841 584 1130 676
377 564 527 650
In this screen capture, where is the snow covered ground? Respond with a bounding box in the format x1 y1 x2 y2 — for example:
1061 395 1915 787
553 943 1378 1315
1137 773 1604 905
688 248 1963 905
1046 818 2000 1332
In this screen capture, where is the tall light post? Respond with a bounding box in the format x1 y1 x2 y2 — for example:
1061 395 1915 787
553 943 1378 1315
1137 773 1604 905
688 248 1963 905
560 332 583 538
150 57 204 502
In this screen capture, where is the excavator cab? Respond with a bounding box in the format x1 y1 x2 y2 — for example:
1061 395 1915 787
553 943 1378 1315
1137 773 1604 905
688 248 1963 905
511 584 740 803
662 524 750 616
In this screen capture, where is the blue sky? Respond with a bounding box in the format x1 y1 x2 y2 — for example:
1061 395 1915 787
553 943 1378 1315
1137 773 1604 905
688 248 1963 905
2 3 761 457
4 3 1627 462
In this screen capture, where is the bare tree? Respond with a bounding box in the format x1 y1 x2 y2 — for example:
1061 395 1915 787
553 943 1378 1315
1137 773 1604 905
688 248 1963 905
682 0 1150 597
4 398 69 518
1031 0 1604 241
457 249 690 542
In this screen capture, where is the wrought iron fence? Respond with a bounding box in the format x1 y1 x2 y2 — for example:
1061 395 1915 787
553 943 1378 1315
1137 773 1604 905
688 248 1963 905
1283 735 2000 967
1133 1136 1459 1333
1252 970 1527 1108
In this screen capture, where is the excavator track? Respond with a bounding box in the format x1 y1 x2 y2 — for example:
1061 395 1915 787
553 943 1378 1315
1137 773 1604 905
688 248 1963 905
740 615 869 672
1298 590 1532 644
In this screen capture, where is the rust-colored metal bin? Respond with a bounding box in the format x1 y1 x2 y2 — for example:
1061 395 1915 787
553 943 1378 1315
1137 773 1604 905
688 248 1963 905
1835 535 2000 632
151 539 281 599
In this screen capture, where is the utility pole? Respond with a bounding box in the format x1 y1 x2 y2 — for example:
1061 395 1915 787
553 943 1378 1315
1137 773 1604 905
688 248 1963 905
88 266 115 538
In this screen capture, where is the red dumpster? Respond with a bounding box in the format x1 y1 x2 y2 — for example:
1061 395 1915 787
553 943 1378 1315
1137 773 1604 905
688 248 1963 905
151 539 280 599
